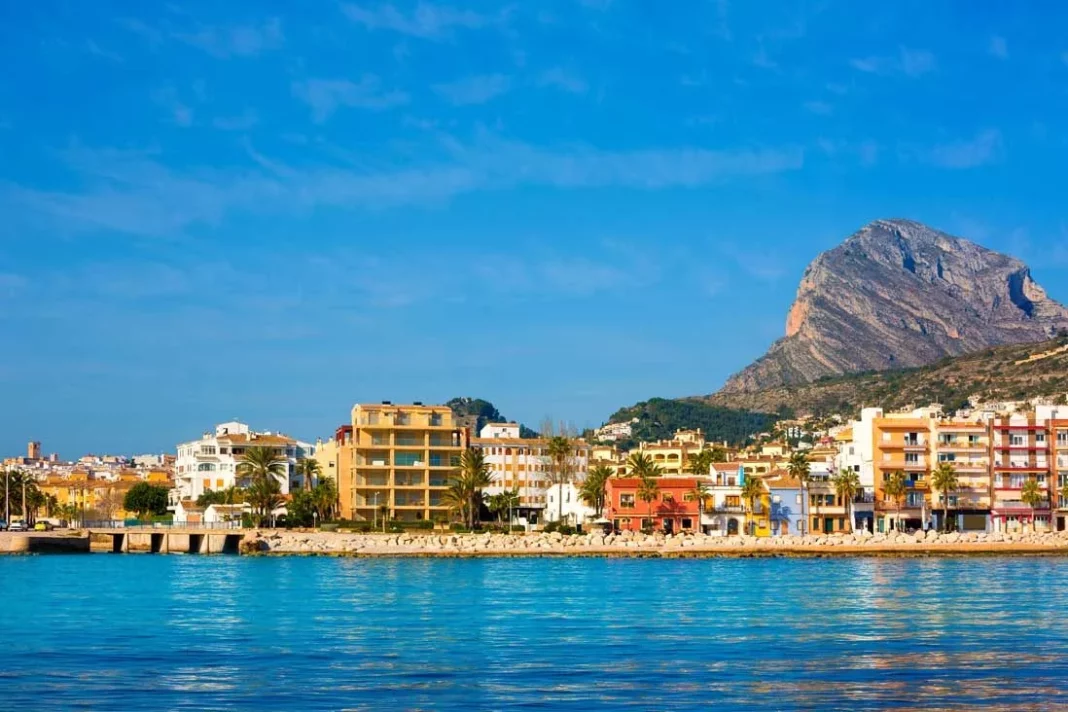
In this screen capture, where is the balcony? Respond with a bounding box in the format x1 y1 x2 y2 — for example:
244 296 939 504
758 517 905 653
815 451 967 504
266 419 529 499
709 504 746 513
355 473 389 487
993 501 1051 513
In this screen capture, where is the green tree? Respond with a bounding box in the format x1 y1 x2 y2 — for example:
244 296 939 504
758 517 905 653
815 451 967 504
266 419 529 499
637 474 660 532
123 483 170 521
449 449 493 529
237 446 288 527
488 489 520 524
930 462 960 532
1021 477 1045 532
287 489 316 527
579 465 612 518
685 449 714 476
547 435 575 524
833 468 861 533
297 457 321 492
787 451 811 535
626 452 661 479
689 480 710 526
1059 480 1068 513
741 476 765 536
884 470 908 531
312 477 338 522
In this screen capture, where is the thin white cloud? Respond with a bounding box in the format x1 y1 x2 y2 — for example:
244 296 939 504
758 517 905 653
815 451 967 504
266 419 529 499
989 35 1008 60
341 2 490 39
3 137 804 237
851 46 935 77
292 76 409 122
173 18 284 57
433 74 510 105
920 129 1003 169
538 68 588 94
152 87 194 127
85 40 123 62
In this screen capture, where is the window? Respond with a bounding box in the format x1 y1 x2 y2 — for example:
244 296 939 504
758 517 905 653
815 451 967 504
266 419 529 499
795 494 802 504
882 432 891 442
905 453 919 464
620 494 635 508
938 453 956 462
1037 433 1046 444
1011 435 1025 446
662 493 674 502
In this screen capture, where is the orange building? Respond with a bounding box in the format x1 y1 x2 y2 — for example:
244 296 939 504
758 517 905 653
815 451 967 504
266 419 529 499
604 477 702 533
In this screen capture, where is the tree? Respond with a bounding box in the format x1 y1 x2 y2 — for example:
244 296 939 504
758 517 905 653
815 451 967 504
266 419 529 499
237 446 287 527
689 480 710 527
930 462 960 532
1060 480 1068 513
488 489 520 524
741 476 765 536
832 468 861 533
312 477 338 522
1021 477 1045 532
288 489 316 527
710 445 728 463
637 474 660 532
884 470 908 532
787 451 811 536
626 452 661 479
579 465 612 518
297 457 321 492
96 487 122 523
685 449 714 476
123 483 170 521
547 435 575 524
449 449 493 529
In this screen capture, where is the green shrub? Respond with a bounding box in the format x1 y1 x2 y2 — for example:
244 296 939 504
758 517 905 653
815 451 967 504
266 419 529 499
542 521 559 533
558 524 576 535
319 523 339 532
450 523 471 533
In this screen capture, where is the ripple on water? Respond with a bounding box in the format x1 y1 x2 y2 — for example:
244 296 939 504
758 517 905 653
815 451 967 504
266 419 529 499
3 555 1068 710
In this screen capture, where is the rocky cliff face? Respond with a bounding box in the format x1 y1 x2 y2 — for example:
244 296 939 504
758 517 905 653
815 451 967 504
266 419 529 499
720 219 1068 393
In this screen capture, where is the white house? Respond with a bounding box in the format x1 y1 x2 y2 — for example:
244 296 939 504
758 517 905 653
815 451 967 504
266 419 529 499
173 421 314 503
544 482 597 526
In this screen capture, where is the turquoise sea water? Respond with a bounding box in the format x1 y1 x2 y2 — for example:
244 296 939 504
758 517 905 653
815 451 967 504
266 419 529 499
2 555 1068 710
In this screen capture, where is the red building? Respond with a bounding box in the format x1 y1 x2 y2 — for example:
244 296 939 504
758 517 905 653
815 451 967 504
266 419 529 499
604 477 701 533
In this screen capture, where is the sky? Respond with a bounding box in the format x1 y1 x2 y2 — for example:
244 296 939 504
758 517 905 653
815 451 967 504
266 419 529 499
2 1 1068 458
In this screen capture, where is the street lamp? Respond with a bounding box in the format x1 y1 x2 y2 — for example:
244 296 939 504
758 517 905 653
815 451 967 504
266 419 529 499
372 492 379 529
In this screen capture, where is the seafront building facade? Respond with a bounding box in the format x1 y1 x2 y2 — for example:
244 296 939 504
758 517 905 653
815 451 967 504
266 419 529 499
326 402 468 523
173 422 314 503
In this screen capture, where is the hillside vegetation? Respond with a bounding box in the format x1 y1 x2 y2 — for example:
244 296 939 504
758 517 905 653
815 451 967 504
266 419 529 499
700 337 1068 417
605 398 781 447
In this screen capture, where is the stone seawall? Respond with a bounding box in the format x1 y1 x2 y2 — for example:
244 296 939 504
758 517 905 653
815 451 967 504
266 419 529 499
0 533 91 554
244 528 1068 557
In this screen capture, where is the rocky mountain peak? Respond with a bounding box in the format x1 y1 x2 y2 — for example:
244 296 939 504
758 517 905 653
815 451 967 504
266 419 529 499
722 219 1068 393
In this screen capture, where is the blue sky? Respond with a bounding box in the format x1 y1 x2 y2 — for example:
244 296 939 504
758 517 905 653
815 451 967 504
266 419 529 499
2 1 1068 457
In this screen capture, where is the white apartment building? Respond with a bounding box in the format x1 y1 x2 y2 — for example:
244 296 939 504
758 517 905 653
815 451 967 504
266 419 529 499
473 423 590 526
595 419 637 442
174 421 314 503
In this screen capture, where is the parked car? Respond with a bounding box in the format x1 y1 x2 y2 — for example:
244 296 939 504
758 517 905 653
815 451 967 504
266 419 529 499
34 521 54 531
9 521 28 532
0 520 7 531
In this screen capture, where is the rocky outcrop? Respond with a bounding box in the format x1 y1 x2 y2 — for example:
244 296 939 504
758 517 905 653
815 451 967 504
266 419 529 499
721 219 1068 393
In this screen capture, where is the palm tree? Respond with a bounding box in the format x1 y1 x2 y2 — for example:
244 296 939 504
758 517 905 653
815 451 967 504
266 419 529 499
1021 477 1045 532
626 452 661 479
450 449 493 529
312 477 337 522
580 465 612 518
685 449 714 476
930 462 959 532
637 474 660 532
833 468 861 533
787 452 811 535
487 489 520 524
741 476 765 536
884 470 908 532
297 458 321 492
237 446 287 526
1060 480 1068 515
547 436 574 524
689 480 710 527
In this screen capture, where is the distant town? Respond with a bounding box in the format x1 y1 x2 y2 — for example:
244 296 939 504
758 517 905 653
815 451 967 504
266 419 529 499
4 396 1068 536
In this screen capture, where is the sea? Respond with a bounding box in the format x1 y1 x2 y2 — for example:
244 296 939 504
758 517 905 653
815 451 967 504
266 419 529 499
1 554 1067 710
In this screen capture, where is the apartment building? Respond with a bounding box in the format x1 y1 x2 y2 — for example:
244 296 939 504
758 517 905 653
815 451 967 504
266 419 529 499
628 428 708 475
174 422 313 502
932 418 991 531
334 402 468 523
990 411 1055 532
604 476 702 533
870 411 933 533
473 423 590 525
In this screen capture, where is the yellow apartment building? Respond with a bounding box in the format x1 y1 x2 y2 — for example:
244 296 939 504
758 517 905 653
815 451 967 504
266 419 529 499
932 419 992 530
630 429 707 475
873 415 931 531
336 402 468 523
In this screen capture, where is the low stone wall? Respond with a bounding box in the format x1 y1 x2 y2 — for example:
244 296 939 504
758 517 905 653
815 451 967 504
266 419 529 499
0 533 91 554
243 528 1068 557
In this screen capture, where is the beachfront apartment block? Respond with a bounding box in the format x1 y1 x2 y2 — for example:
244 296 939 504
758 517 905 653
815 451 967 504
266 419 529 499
327 402 468 523
472 423 590 526
174 422 313 503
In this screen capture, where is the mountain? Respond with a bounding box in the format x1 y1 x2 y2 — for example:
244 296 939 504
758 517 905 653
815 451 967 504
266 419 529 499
446 397 539 438
704 336 1068 417
721 219 1068 393
603 398 781 447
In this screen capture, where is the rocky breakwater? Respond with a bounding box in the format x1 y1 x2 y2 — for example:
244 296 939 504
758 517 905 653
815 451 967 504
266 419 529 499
240 528 1068 557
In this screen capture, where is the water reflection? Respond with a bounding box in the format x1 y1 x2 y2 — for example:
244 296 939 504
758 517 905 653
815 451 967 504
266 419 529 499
2 556 1068 710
